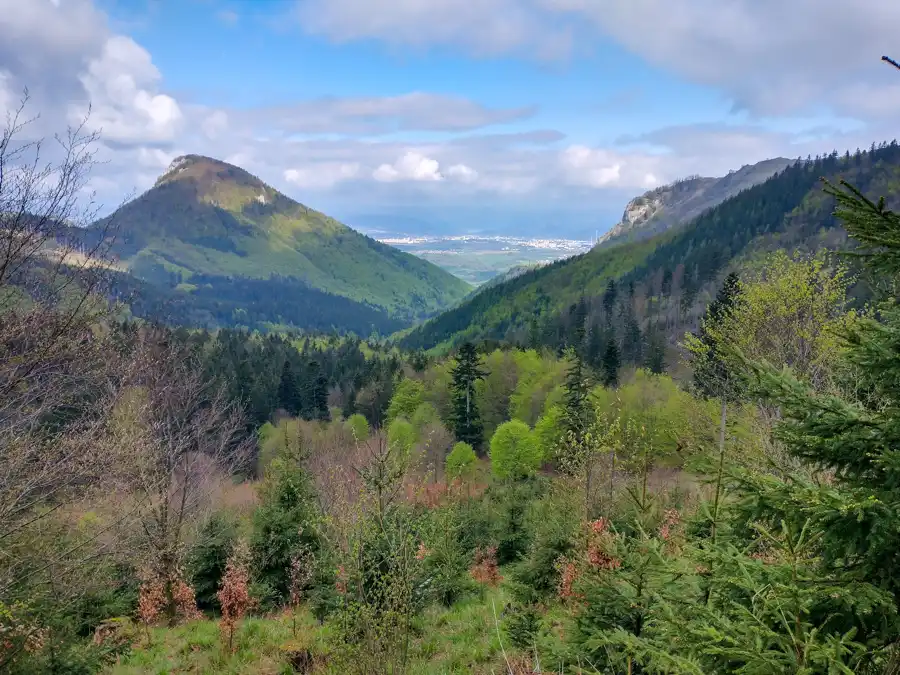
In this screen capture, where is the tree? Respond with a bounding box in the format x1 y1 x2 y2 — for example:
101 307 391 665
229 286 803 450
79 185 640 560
278 359 301 415
0 95 124 622
251 448 320 604
489 420 542 480
601 338 621 388
302 360 329 421
386 378 425 424
644 331 666 374
344 413 370 442
602 279 618 322
445 442 477 482
743 179 900 611
117 335 251 625
448 342 487 452
561 347 592 446
387 417 416 456
688 272 742 401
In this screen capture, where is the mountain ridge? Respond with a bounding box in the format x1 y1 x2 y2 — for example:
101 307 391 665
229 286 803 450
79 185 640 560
399 143 900 356
90 155 472 325
597 157 793 249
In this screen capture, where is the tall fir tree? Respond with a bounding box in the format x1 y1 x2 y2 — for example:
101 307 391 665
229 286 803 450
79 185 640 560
601 337 621 388
562 346 592 446
298 359 330 421
277 359 302 415
449 342 487 452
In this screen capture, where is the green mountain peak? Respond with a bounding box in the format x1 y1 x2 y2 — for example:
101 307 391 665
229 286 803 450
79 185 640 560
94 155 471 326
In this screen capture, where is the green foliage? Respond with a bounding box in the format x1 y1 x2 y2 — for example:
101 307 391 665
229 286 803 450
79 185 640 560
489 420 541 480
445 442 477 481
250 454 320 605
386 378 425 424
409 402 439 437
189 512 239 613
448 343 487 451
502 603 541 650
277 359 301 415
533 404 565 459
344 413 370 441
387 417 416 455
421 507 477 607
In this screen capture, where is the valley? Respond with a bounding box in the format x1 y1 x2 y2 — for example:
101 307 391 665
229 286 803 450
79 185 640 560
5 4 900 674
370 233 592 285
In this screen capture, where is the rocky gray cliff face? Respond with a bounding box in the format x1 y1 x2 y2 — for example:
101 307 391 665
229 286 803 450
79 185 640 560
597 157 793 248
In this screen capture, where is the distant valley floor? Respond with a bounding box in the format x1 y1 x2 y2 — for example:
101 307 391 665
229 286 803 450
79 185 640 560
370 232 594 285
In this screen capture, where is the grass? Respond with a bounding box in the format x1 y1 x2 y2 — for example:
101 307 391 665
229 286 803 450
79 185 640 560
105 587 535 675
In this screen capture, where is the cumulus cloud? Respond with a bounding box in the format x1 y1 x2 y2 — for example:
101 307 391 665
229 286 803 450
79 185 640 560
72 36 183 144
374 151 445 182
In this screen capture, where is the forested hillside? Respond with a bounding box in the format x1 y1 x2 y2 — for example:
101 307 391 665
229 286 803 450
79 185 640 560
11 87 900 675
88 155 471 327
402 142 900 363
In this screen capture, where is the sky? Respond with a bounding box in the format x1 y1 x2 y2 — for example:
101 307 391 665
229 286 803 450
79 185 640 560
2 0 900 238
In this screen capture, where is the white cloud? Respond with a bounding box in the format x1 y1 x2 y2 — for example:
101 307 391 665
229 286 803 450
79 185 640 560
446 164 478 183
294 0 900 118
374 151 445 182
201 110 229 139
72 35 183 144
284 163 361 190
296 0 574 59
137 147 178 170
251 92 534 135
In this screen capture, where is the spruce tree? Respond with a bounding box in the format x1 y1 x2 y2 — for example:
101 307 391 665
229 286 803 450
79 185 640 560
692 272 742 400
278 359 301 415
600 338 620 388
745 180 900 612
449 342 487 452
304 360 329 421
562 346 592 445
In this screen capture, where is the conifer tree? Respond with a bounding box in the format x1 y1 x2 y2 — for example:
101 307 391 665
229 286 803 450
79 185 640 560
644 331 666 374
691 272 742 401
744 179 900 613
562 346 592 446
601 337 620 388
449 342 487 451
278 359 301 416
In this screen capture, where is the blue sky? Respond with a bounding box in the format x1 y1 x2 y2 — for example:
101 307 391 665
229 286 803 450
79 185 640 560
2 0 899 237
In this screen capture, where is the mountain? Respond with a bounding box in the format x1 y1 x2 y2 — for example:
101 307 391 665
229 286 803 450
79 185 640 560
91 155 471 329
596 158 792 249
400 144 900 356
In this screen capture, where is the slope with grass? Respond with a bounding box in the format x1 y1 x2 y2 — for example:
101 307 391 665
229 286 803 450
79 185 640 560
400 143 900 353
91 155 471 325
